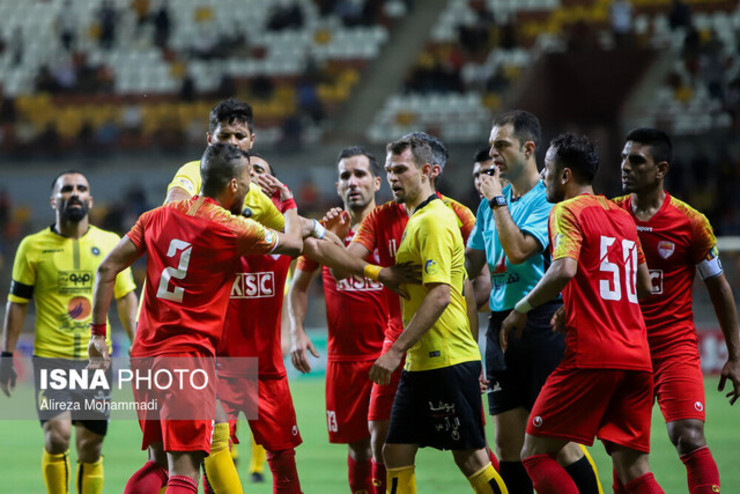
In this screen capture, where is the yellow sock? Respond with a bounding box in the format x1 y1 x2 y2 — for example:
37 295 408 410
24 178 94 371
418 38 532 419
467 463 509 494
579 445 604 494
42 449 70 494
387 465 416 494
203 422 244 494
248 436 266 475
76 457 104 494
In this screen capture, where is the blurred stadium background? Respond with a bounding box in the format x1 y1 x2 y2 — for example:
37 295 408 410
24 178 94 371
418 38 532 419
0 0 739 491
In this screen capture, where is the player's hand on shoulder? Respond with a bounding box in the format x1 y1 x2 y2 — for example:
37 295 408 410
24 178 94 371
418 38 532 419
0 352 17 397
718 357 740 405
500 310 527 351
290 331 318 374
87 336 111 371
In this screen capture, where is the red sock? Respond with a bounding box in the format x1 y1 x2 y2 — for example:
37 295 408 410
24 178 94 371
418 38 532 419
681 446 721 494
267 448 302 494
624 472 664 493
348 455 372 493
613 466 627 494
124 460 168 493
522 454 578 494
166 475 198 493
488 447 500 472
371 459 386 494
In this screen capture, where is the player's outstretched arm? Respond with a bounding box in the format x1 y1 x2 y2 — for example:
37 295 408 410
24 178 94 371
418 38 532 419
287 267 320 373
0 301 27 397
370 283 450 385
272 207 303 256
89 237 141 370
706 273 740 405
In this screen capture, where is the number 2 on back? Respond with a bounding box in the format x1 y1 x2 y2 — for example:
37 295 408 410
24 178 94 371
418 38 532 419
156 239 192 302
599 236 637 303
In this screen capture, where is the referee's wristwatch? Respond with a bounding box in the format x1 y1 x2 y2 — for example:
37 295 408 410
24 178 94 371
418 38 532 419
488 195 507 209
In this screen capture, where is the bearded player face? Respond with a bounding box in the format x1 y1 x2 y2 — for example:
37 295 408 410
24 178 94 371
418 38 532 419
51 173 92 222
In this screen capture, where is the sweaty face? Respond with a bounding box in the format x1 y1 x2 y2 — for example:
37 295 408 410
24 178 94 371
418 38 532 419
208 121 254 152
52 173 92 222
337 155 379 211
488 123 527 181
472 158 496 197
620 141 659 194
385 148 423 205
542 146 565 203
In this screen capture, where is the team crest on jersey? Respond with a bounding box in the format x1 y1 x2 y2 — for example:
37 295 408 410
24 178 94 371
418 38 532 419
657 241 675 259
67 296 91 320
178 178 194 193
553 233 562 251
264 230 275 245
424 259 438 275
91 246 100 256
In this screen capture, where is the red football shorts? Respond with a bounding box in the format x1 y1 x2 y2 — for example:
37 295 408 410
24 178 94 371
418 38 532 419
526 366 654 454
652 352 706 423
219 374 302 451
326 360 374 443
132 354 217 453
368 338 404 422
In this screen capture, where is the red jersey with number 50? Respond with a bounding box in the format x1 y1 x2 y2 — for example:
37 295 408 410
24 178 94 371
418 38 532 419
549 194 651 371
612 193 717 356
352 193 475 340
128 197 278 358
297 227 386 362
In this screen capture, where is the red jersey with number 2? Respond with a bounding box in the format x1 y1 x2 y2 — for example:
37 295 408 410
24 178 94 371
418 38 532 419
612 193 717 356
549 194 651 371
352 193 475 340
128 197 278 358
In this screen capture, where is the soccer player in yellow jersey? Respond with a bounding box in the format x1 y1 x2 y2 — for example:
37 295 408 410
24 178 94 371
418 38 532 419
368 137 507 494
0 170 138 494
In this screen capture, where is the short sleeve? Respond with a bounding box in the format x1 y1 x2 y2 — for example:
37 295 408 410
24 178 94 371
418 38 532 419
8 236 36 303
451 201 476 244
519 192 553 253
352 207 379 252
232 217 279 255
167 161 200 197
126 210 151 252
549 203 582 261
688 211 717 265
466 200 487 251
247 187 286 231
418 216 453 286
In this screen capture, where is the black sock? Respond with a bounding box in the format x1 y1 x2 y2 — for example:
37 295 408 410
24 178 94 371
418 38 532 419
564 455 600 494
499 461 533 494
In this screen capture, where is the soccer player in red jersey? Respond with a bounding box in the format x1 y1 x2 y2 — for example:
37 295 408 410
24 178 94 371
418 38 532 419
501 133 664 494
614 128 740 494
87 144 303 494
288 146 387 494
212 154 306 494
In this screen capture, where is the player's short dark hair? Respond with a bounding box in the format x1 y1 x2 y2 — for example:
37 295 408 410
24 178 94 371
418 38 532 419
386 136 435 169
473 146 491 163
549 133 599 184
200 144 250 197
209 98 254 134
625 127 672 164
338 146 381 177
51 169 87 191
492 110 541 151
401 131 448 172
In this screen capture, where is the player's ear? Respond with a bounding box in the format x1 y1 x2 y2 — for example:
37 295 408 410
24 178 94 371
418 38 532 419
561 167 572 185
430 164 442 179
373 175 381 191
656 160 670 180
523 140 536 157
206 132 213 145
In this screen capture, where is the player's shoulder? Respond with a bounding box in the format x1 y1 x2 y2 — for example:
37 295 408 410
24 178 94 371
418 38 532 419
372 200 404 219
665 194 710 224
16 227 54 254
611 194 630 209
87 224 122 241
438 192 474 217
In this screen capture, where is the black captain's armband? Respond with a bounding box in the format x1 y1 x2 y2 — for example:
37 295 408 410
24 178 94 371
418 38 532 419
9 280 33 299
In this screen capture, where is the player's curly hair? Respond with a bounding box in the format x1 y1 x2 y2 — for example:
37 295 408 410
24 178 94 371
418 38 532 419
209 98 254 134
549 133 600 183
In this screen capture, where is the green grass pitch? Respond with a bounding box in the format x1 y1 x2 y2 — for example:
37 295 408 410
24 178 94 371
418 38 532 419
4 376 738 492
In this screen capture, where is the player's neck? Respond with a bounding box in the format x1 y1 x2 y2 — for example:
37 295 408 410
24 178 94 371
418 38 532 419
565 185 593 200
510 165 540 198
631 188 666 220
349 201 376 229
54 218 89 238
406 184 434 212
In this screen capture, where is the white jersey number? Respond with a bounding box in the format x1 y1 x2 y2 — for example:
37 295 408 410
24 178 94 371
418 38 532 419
156 239 192 303
599 236 638 303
